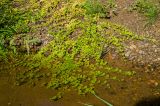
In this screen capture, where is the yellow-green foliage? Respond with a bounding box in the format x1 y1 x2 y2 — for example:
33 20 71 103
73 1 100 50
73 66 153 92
2 0 146 101
1 0 140 97
19 0 139 97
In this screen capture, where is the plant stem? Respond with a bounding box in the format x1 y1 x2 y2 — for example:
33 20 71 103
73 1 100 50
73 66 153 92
93 93 113 106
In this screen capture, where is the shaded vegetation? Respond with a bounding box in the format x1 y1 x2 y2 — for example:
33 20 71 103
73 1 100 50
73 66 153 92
132 0 160 25
0 0 31 58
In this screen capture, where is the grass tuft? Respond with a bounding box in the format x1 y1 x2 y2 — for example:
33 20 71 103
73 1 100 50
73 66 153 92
133 0 160 25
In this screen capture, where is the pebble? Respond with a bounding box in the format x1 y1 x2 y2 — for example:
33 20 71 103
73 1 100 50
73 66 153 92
8 102 11 105
129 44 136 50
139 50 145 55
125 51 131 57
148 80 159 88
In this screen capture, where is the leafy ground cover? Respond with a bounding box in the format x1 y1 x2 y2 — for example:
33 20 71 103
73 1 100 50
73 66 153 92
0 0 160 106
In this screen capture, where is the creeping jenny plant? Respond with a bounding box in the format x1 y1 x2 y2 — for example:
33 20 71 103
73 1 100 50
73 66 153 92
18 0 139 99
9 0 144 101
